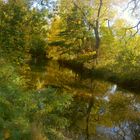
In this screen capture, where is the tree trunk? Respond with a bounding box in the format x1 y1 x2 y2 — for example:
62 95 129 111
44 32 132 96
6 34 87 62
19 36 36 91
93 0 102 64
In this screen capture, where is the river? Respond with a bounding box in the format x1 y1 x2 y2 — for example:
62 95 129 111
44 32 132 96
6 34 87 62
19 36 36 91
30 60 140 140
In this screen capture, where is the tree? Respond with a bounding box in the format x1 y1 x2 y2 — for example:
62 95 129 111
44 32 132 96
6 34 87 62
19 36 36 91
0 0 48 65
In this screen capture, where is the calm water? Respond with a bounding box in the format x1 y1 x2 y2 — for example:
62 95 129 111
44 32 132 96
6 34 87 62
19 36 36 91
30 61 140 140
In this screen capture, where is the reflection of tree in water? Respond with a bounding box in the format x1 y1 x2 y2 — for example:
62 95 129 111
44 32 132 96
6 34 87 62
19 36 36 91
65 82 140 140
30 61 140 140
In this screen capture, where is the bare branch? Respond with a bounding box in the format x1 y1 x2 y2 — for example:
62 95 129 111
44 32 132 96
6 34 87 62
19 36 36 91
118 21 140 46
124 0 140 13
126 21 140 37
107 19 111 28
127 21 140 29
123 0 135 11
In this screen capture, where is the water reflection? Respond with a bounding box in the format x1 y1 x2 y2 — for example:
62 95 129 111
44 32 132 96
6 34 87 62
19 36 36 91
30 61 140 140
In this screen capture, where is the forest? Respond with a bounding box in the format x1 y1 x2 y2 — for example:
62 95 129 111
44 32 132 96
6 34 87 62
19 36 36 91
0 0 140 140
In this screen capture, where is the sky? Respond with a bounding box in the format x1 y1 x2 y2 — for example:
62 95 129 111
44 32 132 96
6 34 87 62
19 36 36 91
116 5 139 26
30 0 139 27
113 0 140 27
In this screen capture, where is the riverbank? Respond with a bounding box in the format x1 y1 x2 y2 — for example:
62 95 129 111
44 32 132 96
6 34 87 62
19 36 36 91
58 59 140 93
